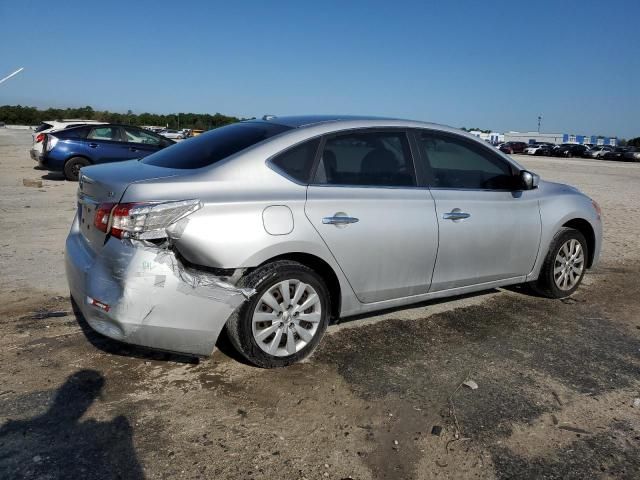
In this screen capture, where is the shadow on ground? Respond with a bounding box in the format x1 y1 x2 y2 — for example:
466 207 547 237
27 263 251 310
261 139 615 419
0 370 144 479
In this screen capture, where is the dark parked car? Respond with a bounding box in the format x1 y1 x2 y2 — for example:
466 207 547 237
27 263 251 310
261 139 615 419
499 141 528 154
622 147 640 162
602 147 629 161
553 144 590 158
37 124 175 180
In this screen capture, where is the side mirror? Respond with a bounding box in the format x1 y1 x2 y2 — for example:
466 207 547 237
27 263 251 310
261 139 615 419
520 170 539 190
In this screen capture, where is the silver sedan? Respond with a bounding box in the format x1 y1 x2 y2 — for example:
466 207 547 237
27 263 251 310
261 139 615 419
66 116 602 367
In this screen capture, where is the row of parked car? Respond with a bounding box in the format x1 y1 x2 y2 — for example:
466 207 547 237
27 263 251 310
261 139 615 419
145 127 205 139
497 141 640 161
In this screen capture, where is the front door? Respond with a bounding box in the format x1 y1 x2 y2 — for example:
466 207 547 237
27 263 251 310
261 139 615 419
414 130 541 291
121 126 166 159
304 129 439 303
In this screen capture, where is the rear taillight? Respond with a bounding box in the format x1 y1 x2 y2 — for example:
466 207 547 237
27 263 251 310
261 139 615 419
94 203 116 233
35 133 45 143
94 199 202 240
45 134 59 152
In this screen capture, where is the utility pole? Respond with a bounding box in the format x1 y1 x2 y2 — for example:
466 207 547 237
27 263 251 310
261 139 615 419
0 67 24 86
537 115 542 133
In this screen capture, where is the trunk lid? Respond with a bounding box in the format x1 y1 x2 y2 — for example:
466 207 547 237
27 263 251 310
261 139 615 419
77 160 185 251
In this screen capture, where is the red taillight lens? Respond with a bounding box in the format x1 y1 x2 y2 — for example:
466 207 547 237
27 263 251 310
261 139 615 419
110 203 136 239
35 133 45 143
94 203 116 233
89 199 201 240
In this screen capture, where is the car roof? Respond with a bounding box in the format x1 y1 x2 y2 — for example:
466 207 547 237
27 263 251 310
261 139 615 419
254 114 457 130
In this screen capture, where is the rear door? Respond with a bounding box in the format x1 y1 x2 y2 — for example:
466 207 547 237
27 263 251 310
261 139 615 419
84 126 133 164
413 130 541 291
304 129 439 303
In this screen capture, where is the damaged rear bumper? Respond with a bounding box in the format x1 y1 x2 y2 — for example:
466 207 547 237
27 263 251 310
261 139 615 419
65 216 254 356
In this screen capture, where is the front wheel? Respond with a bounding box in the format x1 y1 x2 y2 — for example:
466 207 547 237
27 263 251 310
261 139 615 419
225 260 331 368
532 227 588 298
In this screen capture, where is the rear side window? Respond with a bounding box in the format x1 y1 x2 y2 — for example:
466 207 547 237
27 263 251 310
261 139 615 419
314 131 415 187
142 122 291 169
417 132 517 190
87 127 119 141
57 126 89 139
270 138 320 183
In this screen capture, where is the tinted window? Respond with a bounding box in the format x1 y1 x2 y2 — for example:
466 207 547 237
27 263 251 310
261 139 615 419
34 123 53 133
87 126 119 141
124 127 162 146
270 138 320 183
417 132 517 190
57 126 89 139
314 131 415 187
142 122 291 169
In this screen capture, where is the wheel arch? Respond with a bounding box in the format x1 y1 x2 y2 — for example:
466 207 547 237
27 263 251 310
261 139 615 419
64 154 93 167
254 252 342 321
562 218 596 267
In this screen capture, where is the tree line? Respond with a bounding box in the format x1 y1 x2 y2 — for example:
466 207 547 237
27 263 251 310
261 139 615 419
0 105 241 130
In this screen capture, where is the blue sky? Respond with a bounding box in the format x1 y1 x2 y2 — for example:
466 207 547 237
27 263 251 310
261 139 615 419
1 0 638 137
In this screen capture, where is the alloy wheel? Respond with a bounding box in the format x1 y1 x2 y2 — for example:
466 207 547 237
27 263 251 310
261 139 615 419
251 279 322 357
554 239 585 291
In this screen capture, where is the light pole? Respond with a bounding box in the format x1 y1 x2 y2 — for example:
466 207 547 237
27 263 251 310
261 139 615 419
537 115 542 133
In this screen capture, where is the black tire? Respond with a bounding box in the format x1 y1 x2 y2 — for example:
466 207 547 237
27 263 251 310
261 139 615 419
226 260 331 368
532 227 588 298
64 157 90 181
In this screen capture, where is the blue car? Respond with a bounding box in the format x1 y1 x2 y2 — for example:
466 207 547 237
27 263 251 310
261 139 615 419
37 124 175 180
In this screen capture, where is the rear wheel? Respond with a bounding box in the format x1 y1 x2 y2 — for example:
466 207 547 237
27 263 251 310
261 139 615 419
64 157 90 181
532 227 587 298
226 260 330 368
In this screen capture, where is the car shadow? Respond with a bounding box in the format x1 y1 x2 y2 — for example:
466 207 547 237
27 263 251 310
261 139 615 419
70 297 199 365
38 170 66 181
0 370 145 479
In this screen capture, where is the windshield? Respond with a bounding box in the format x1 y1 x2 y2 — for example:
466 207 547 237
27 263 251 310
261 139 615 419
142 121 292 169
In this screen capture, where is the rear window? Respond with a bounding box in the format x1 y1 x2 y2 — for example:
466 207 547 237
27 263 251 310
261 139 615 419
34 123 53 133
142 122 291 169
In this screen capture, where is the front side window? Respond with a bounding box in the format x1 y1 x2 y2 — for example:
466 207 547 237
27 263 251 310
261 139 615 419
87 126 119 141
417 132 517 190
270 138 320 183
314 131 415 187
143 121 291 169
124 127 162 146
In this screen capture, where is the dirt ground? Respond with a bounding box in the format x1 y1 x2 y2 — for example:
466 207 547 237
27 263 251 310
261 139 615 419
1 127 639 480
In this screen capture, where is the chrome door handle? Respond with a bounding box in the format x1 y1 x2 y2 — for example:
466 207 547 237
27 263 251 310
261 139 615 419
322 216 359 225
88 143 98 148
443 211 471 220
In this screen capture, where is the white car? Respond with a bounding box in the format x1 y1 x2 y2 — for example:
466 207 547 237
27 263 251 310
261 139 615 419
586 145 613 159
159 129 185 140
30 119 105 162
524 143 554 155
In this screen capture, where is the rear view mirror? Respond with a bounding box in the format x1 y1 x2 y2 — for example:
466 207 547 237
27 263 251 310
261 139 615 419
520 170 539 190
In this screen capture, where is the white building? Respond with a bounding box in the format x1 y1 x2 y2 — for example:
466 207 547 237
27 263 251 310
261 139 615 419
468 130 504 144
503 131 617 146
